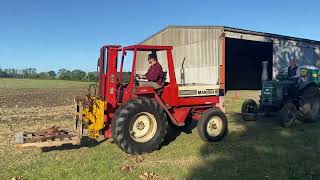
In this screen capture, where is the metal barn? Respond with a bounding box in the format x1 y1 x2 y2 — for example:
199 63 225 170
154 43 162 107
136 26 320 92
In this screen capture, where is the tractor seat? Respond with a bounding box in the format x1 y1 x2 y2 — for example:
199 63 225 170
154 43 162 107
155 71 167 93
155 82 166 94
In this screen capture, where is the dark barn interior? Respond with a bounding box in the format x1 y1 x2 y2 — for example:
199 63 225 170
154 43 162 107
225 38 273 90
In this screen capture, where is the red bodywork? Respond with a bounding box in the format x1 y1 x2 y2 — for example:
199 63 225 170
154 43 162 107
97 45 224 138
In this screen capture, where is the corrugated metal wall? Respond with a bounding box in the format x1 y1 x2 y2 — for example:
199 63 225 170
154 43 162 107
225 31 320 79
137 28 223 85
272 39 320 78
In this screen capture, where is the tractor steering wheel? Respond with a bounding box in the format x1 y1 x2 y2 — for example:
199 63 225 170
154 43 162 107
134 74 148 86
134 74 142 86
277 73 290 81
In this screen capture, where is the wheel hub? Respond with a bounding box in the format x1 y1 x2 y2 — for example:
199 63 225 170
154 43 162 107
136 121 146 130
130 112 157 143
206 116 222 136
247 105 255 112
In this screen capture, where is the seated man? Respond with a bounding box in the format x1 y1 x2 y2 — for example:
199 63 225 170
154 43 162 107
287 59 299 80
137 53 164 89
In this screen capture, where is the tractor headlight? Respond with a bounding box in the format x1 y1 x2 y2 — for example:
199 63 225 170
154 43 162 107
263 88 271 95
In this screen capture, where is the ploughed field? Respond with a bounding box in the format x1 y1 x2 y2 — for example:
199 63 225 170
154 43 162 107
0 79 320 179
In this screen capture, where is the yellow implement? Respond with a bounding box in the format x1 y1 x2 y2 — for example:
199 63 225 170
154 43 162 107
74 96 105 139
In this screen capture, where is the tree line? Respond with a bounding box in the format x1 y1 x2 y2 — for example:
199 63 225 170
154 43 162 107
0 67 98 81
0 67 131 83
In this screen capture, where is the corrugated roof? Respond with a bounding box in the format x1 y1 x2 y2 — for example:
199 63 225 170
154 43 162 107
140 26 320 44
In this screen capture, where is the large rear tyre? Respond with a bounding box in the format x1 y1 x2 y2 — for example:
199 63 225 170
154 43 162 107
111 98 168 154
197 108 228 142
241 99 258 121
300 86 320 122
280 102 297 128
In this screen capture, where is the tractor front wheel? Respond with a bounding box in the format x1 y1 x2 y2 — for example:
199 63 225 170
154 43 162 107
280 102 297 128
111 98 168 154
197 108 228 142
241 99 258 121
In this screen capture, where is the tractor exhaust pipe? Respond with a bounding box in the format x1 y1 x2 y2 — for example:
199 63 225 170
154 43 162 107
261 61 269 83
180 58 186 85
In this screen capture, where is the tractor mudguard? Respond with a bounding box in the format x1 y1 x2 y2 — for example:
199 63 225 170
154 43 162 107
298 82 317 92
133 86 155 95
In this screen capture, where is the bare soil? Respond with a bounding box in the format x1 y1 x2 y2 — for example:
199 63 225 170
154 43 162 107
0 88 87 108
0 85 87 165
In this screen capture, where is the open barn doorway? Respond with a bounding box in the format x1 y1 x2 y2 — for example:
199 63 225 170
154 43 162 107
225 38 273 90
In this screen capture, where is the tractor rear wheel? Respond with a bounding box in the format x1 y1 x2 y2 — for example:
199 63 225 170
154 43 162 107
300 86 320 122
111 98 168 154
241 99 258 121
197 108 228 142
280 102 297 128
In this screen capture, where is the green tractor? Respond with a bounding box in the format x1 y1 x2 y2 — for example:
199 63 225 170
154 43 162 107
242 65 320 127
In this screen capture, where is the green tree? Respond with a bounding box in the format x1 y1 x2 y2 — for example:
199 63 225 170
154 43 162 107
87 72 98 82
22 69 28 78
58 68 68 76
71 69 86 81
0 67 8 77
47 70 56 79
38 72 49 79
4 69 18 78
30 68 37 78
58 68 72 80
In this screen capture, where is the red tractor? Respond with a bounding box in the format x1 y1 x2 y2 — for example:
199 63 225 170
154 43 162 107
75 45 228 154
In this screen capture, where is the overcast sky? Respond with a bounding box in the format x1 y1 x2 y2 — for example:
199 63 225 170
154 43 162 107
1 0 320 72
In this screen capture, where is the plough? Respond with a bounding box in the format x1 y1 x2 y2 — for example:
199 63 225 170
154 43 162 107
15 126 80 148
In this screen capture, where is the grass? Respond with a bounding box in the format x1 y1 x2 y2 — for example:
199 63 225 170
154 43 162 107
0 79 320 179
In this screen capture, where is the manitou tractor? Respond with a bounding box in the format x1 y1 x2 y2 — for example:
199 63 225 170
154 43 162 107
74 45 228 154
